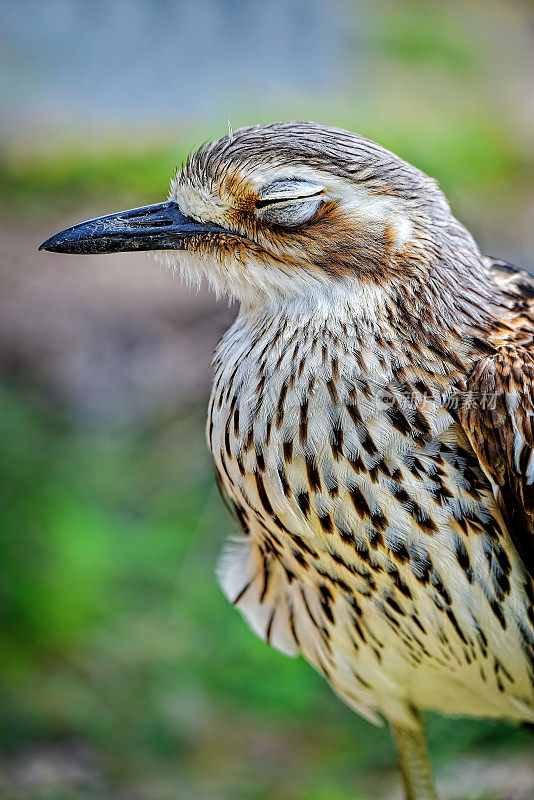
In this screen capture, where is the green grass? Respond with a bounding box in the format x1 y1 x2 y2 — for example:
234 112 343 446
0 145 188 218
1 380 532 799
375 0 480 73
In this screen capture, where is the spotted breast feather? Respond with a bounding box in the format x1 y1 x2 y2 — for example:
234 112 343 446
209 289 534 730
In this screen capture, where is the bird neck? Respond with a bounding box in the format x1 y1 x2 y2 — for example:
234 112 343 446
233 247 500 390
240 279 391 333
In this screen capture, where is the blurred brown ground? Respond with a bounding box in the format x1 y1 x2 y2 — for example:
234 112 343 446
0 220 234 423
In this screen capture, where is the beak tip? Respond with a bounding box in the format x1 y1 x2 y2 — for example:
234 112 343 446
38 234 61 252
38 231 82 254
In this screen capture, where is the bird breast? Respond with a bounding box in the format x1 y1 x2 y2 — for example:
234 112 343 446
208 304 478 565
207 304 534 725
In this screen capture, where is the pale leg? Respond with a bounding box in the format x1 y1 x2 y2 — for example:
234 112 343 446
391 710 438 800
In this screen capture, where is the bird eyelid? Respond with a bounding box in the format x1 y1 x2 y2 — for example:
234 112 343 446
256 189 324 208
256 179 325 208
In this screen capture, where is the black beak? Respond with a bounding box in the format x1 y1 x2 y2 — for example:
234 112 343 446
39 200 228 255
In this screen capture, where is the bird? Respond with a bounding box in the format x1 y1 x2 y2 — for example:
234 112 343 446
40 121 534 800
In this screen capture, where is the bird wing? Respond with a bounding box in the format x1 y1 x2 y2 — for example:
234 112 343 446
457 259 534 578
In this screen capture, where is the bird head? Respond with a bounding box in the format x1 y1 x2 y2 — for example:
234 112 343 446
40 121 487 316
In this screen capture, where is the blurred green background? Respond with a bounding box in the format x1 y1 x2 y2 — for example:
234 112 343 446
1 1 534 799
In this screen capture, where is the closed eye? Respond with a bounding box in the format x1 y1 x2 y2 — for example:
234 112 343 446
255 179 327 227
255 188 325 209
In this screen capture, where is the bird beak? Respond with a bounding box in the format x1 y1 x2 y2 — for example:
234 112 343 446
39 200 228 255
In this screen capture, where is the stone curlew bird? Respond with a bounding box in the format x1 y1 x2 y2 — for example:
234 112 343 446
41 122 534 800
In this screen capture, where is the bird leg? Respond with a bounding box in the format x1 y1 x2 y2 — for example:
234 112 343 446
391 711 438 800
